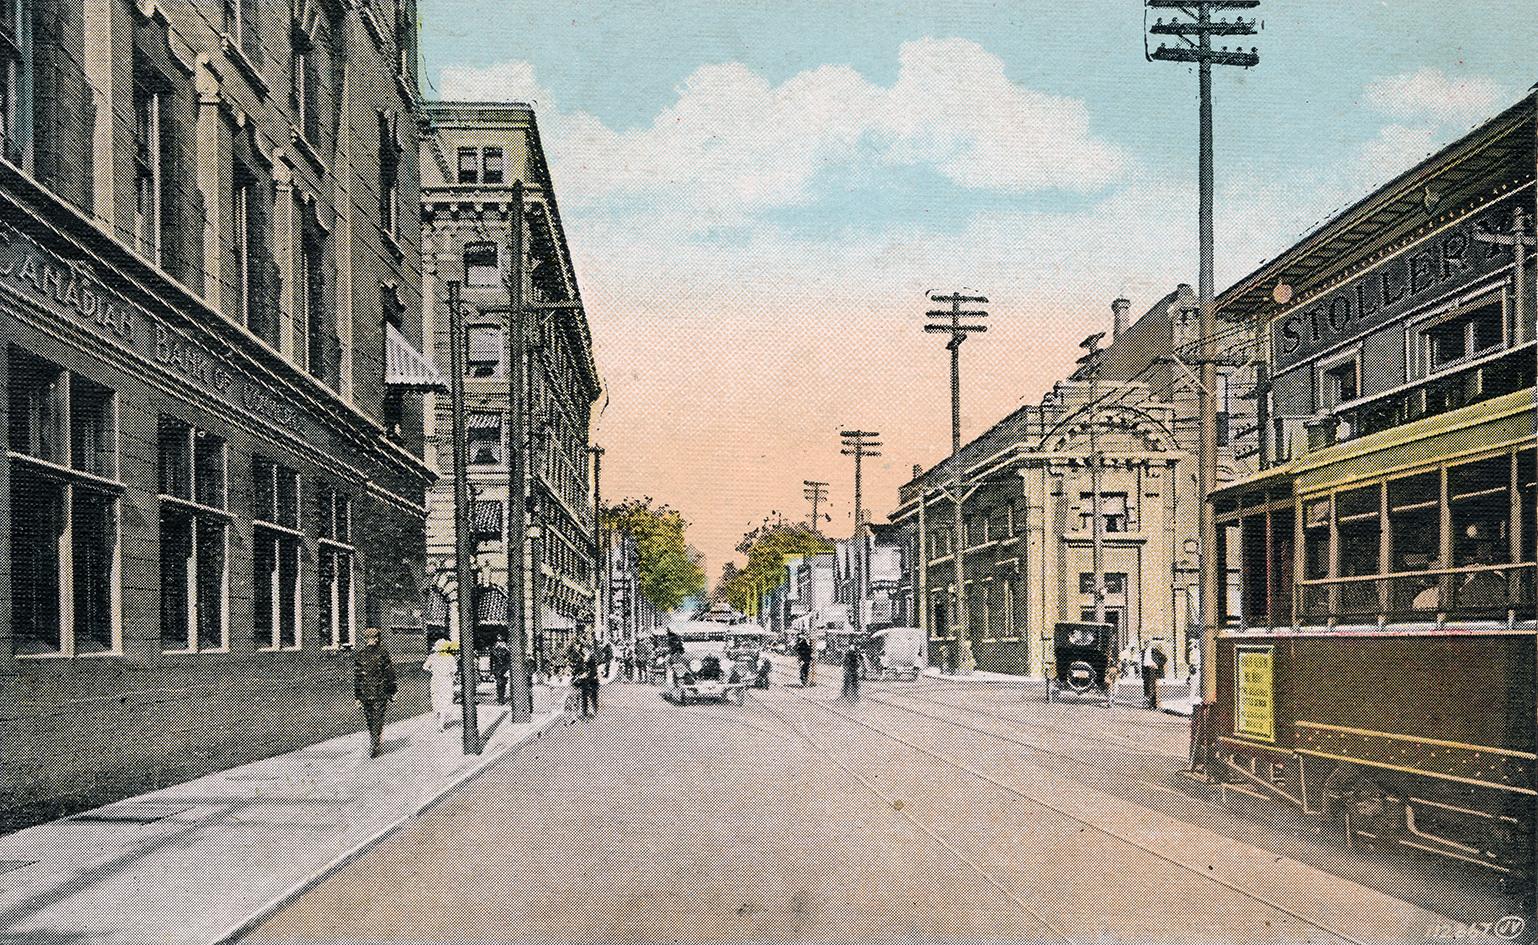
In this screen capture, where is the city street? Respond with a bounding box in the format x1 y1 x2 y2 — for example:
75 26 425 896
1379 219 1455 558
245 663 1515 945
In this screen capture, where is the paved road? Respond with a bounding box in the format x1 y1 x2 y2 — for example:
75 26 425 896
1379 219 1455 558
246 662 1517 945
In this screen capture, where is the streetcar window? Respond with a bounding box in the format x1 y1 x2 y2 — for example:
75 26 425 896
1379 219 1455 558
1303 500 1329 582
1241 514 1267 624
1520 450 1536 565
1388 471 1440 612
1449 456 1510 567
1269 506 1295 625
1337 485 1381 616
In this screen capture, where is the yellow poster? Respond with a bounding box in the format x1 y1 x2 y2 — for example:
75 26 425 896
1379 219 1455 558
1235 646 1275 742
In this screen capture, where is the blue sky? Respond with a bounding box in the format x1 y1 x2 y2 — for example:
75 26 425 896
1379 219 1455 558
419 0 1535 576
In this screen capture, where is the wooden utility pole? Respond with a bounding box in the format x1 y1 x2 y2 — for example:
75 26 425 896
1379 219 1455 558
803 480 829 534
447 281 482 754
588 446 606 642
841 432 881 641
1148 0 1260 707
925 292 988 673
504 182 531 722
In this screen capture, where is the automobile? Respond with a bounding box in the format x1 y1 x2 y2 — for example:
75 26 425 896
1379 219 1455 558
1046 620 1116 705
866 626 923 681
662 622 747 705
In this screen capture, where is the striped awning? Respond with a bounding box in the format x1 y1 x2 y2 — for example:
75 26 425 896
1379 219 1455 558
385 322 447 391
467 410 502 431
476 587 508 626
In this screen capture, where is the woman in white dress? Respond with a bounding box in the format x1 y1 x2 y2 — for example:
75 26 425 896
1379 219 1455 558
423 640 459 730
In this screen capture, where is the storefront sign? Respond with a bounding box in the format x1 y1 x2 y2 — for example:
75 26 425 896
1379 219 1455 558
1271 189 1526 370
0 224 304 434
1234 645 1275 742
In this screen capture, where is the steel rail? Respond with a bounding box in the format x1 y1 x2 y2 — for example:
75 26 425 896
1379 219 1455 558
772 686 1376 945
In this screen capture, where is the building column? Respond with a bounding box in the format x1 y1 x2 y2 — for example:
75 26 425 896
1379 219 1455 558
83 0 123 235
272 158 297 359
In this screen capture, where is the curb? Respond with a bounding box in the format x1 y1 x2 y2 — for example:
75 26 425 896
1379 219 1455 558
209 709 566 945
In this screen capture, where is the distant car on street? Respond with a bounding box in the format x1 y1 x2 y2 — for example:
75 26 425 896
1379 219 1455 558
662 622 747 705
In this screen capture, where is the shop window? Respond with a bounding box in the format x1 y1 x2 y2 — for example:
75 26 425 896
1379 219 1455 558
158 419 227 652
1421 301 1503 374
482 147 504 184
317 484 354 649
457 146 477 184
464 242 499 287
466 325 502 378
8 348 119 655
467 411 503 465
253 456 301 649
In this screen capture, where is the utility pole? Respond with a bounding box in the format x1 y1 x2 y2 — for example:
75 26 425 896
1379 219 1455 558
504 181 531 722
588 445 606 642
446 281 482 754
925 291 988 673
803 480 829 534
840 432 881 641
1147 0 1259 707
1077 332 1108 630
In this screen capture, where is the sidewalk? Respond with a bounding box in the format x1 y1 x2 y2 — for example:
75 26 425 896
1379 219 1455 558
0 700 563 945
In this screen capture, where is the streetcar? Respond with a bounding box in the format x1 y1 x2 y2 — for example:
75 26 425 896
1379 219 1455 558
1198 93 1536 888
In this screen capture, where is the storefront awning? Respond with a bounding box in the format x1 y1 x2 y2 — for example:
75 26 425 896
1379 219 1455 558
385 322 447 391
476 587 508 626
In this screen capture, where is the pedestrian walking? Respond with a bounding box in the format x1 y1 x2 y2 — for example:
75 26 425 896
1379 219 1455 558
576 642 601 719
490 634 512 704
795 635 814 688
424 639 459 730
353 627 397 758
841 643 862 702
599 638 615 681
1142 639 1167 710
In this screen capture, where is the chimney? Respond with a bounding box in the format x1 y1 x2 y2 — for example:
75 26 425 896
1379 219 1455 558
1112 297 1130 339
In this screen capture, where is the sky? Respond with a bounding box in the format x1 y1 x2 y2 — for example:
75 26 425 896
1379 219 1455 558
419 0 1535 584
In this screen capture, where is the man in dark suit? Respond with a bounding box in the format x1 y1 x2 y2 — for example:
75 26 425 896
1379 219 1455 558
795 635 814 687
489 634 512 704
354 627 397 758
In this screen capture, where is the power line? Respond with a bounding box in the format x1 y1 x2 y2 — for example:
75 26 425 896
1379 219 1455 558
840 431 881 642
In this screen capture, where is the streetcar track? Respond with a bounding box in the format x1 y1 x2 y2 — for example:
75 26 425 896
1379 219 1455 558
775 685 1377 945
743 690 1079 945
868 686 1167 758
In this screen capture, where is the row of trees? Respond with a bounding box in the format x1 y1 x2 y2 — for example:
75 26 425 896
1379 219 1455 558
603 498 706 614
716 522 832 615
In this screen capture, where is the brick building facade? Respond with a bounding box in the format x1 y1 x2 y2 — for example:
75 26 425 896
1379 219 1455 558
0 0 436 831
419 102 600 669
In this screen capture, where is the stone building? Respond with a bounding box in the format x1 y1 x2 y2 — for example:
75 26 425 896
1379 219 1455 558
0 0 436 831
890 291 1259 676
419 101 601 669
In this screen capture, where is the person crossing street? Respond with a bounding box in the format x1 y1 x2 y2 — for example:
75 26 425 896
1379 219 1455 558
795 635 814 687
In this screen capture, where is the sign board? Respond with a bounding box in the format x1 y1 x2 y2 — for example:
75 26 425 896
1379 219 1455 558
1234 645 1275 742
1269 188 1525 371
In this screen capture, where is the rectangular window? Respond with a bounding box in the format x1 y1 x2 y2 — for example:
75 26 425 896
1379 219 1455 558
1336 484 1381 615
133 87 161 265
464 242 499 286
291 27 320 144
1321 355 1359 409
457 146 478 184
1079 492 1128 532
1422 301 1504 374
467 411 503 465
158 418 228 651
471 498 503 541
378 112 399 243
9 347 120 655
0 0 24 164
253 456 301 649
317 484 355 648
482 147 504 184
466 325 503 378
1388 471 1441 613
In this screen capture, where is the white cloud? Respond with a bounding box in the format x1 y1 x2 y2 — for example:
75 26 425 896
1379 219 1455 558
1362 68 1509 127
438 60 554 106
439 38 1125 229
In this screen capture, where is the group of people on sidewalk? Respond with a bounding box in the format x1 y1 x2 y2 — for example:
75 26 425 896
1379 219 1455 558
564 636 613 720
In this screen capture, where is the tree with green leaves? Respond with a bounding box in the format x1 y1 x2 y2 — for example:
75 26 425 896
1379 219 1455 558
604 498 706 614
719 522 833 614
